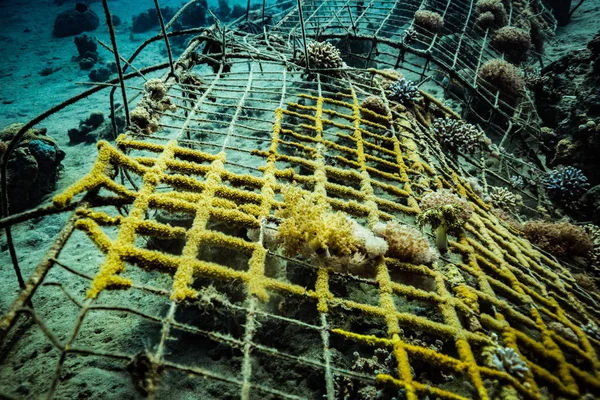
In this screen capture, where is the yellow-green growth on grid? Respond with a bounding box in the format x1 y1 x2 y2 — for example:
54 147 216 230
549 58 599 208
53 80 600 399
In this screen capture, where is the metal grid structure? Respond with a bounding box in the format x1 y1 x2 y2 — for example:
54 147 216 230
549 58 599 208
271 0 554 129
2 1 600 400
264 0 558 213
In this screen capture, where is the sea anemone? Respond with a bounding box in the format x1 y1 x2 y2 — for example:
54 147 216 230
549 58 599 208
417 189 473 253
523 220 593 259
373 221 438 264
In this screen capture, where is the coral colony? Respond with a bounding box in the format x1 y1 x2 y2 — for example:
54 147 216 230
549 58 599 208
388 78 420 105
431 117 485 154
417 189 473 253
543 166 590 206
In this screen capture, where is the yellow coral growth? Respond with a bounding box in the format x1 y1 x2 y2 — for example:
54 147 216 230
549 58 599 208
454 284 480 314
275 185 359 258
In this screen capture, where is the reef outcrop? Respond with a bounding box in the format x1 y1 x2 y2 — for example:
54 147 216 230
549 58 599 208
0 124 65 212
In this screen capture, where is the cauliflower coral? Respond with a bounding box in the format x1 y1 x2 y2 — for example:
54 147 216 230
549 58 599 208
431 117 486 155
297 40 346 74
388 78 420 106
417 189 473 253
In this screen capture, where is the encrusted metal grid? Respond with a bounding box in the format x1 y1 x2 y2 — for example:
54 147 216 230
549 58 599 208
271 0 555 147
2 56 600 399
2 1 599 400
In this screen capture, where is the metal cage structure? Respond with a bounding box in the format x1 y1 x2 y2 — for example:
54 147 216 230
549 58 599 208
3 1 600 400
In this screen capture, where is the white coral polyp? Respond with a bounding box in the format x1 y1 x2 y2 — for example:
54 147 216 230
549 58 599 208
350 219 389 259
491 347 528 379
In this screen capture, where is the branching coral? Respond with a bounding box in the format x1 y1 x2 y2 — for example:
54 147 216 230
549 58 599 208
360 95 390 127
510 175 525 189
543 166 589 208
487 346 529 379
297 40 345 72
492 26 532 63
488 186 523 213
477 59 525 99
431 117 485 155
414 10 444 34
523 220 593 259
373 220 438 264
388 78 420 106
475 0 508 29
417 189 473 253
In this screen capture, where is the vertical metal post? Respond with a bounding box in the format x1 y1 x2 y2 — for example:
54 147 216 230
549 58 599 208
153 0 176 77
296 0 310 70
101 0 130 126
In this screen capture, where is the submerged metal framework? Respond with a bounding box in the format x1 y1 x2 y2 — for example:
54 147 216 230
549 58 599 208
3 1 600 400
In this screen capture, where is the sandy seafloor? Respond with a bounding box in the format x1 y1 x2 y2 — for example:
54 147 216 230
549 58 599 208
0 0 600 398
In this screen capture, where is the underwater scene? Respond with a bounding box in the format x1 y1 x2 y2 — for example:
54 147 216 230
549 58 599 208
1 0 600 398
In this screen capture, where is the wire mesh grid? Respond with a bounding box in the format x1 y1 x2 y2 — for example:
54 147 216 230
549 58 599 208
2 2 600 400
2 49 600 399
270 0 555 147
